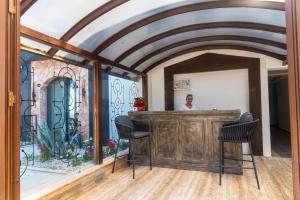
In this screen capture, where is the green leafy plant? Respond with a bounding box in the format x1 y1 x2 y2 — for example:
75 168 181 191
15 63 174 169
36 122 66 158
36 122 53 153
70 154 82 167
82 145 94 162
27 153 34 161
82 154 93 162
35 122 95 167
40 150 51 162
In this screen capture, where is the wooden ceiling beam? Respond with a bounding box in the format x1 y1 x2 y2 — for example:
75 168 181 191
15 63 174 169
92 0 285 55
131 35 286 69
143 45 286 73
20 26 144 76
47 0 129 56
21 0 38 16
115 22 286 63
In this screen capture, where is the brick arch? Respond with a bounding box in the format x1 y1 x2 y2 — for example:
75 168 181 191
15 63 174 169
38 76 72 127
30 59 90 139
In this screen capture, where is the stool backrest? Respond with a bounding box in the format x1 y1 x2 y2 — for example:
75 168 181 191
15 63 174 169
240 112 254 123
115 115 133 139
220 119 259 142
242 119 259 141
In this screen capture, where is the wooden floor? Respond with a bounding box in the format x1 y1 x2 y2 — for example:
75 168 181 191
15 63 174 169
73 157 292 200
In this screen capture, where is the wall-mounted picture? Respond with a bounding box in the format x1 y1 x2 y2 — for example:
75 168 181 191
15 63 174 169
174 79 190 90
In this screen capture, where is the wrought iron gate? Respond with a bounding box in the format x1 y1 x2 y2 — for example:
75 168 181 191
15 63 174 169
49 65 81 157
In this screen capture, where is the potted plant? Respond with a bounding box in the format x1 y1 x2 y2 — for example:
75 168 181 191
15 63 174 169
133 97 146 111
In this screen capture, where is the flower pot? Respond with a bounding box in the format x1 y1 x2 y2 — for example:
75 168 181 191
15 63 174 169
137 106 145 111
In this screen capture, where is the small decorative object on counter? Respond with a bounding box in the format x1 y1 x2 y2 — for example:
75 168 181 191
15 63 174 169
133 97 146 111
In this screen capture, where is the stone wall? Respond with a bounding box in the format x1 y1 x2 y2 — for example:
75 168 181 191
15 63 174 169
31 59 90 140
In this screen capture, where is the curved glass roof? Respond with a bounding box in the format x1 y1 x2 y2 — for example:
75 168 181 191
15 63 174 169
135 40 287 71
99 8 285 58
55 50 85 63
118 28 286 66
21 0 110 39
21 37 52 52
68 0 197 48
20 0 286 75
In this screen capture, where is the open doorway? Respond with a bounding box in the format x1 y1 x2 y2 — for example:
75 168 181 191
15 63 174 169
268 69 291 158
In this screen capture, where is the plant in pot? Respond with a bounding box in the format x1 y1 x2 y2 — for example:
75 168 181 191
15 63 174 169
133 97 146 111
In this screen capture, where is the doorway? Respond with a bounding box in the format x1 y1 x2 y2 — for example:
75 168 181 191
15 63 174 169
47 77 78 146
268 69 291 158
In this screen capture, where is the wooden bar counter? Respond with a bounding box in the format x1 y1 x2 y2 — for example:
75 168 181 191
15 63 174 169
129 110 242 174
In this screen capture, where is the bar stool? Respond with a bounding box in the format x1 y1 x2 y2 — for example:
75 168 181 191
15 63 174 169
112 115 152 179
218 112 260 189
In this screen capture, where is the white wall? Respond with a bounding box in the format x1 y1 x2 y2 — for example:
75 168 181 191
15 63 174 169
147 49 286 156
174 70 249 113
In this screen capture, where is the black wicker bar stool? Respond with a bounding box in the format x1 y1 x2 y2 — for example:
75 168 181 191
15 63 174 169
112 115 152 179
218 112 260 189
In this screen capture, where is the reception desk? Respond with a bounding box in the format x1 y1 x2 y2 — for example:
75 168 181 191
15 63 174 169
128 110 242 174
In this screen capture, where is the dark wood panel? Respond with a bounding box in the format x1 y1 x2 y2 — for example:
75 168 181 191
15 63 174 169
115 22 286 63
154 120 177 159
248 66 263 155
92 0 285 55
285 0 300 199
179 119 206 161
142 75 148 111
94 61 103 164
130 35 286 69
163 53 263 155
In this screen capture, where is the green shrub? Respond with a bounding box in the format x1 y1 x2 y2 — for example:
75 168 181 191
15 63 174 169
36 122 66 158
82 152 93 162
40 151 51 162
71 156 82 167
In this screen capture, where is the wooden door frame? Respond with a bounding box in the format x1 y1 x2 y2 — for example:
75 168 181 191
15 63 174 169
285 0 300 199
0 0 21 199
0 1 8 199
142 75 149 111
94 61 103 164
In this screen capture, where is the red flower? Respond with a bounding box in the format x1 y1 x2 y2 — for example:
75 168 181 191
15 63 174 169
137 106 145 111
107 139 116 150
133 97 146 107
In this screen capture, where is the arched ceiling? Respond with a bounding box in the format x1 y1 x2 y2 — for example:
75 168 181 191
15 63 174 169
47 0 129 56
114 22 286 63
20 0 287 78
143 45 285 73
130 35 286 69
